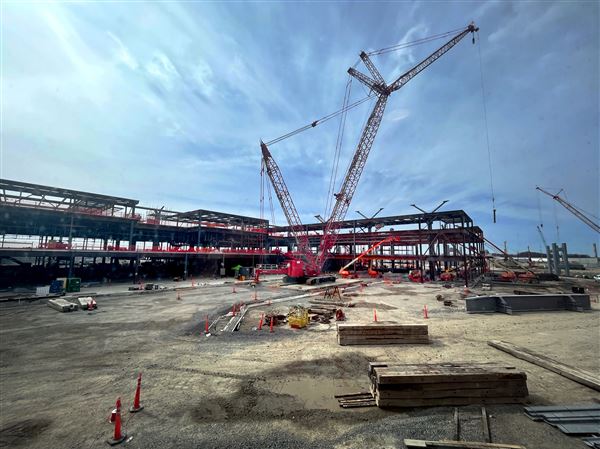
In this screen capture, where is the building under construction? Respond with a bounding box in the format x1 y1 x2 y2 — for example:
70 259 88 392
0 178 485 286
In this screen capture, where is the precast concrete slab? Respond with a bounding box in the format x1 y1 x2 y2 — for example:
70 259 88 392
466 294 591 314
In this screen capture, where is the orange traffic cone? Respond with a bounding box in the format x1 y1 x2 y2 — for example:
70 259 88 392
423 304 429 319
269 316 274 333
258 313 264 330
129 373 143 413
107 397 126 445
373 308 378 322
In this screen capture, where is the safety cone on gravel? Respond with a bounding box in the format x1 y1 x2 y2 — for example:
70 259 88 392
107 397 126 445
258 313 264 330
423 304 429 319
129 373 144 413
373 308 378 322
269 316 274 333
205 315 209 334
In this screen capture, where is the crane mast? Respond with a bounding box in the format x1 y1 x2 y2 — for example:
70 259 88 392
536 186 600 234
260 23 479 281
260 142 319 272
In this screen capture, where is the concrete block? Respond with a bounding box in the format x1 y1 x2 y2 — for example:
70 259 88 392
48 298 78 312
466 294 591 314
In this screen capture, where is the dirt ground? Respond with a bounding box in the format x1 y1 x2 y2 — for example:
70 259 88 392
1 278 599 449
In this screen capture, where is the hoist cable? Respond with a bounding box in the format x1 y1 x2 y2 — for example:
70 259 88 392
325 76 352 218
264 94 374 146
477 31 497 223
367 26 467 56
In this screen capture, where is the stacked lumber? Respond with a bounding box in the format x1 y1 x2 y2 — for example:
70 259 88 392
334 391 376 408
336 323 429 345
369 362 528 407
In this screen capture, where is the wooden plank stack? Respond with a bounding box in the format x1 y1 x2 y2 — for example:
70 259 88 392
336 323 429 346
369 362 528 407
334 391 376 408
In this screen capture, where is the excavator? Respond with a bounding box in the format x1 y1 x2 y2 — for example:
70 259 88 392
256 23 479 284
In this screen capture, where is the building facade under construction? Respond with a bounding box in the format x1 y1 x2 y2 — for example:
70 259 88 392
0 179 485 286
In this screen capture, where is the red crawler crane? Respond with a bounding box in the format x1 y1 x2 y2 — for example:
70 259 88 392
259 23 479 284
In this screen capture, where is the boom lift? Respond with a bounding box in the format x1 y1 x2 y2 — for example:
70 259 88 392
338 236 401 278
259 23 479 284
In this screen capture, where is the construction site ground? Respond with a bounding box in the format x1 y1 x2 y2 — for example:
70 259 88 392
1 276 599 449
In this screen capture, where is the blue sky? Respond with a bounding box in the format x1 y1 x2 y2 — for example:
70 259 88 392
1 1 598 254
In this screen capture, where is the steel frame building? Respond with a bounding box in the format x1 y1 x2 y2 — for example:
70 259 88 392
0 179 485 285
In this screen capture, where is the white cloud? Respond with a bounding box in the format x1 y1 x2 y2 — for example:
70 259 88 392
391 23 429 69
387 108 410 122
107 32 139 70
145 51 180 91
192 60 214 97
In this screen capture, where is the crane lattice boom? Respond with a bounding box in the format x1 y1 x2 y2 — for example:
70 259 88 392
536 186 600 234
260 23 479 279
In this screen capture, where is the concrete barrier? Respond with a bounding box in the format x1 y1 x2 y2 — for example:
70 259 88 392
466 294 591 314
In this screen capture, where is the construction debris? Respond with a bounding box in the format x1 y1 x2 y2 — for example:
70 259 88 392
369 362 528 408
337 323 429 346
525 404 600 446
488 340 600 391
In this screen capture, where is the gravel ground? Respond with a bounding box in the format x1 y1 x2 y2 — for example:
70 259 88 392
1 278 599 449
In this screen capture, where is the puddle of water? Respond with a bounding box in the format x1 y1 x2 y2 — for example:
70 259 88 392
262 376 364 411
